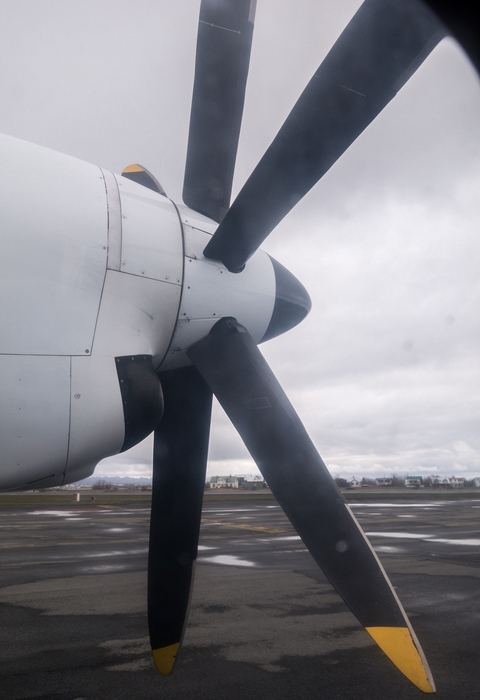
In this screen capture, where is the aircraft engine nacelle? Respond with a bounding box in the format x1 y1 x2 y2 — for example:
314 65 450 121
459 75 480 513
0 134 308 491
0 134 183 489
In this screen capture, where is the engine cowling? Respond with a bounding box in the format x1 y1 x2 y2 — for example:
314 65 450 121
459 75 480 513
0 134 311 490
0 135 182 489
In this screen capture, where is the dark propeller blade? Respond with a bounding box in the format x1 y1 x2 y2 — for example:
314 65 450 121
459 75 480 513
148 366 213 675
183 0 257 223
204 0 446 272
421 0 480 75
121 164 166 195
188 318 435 693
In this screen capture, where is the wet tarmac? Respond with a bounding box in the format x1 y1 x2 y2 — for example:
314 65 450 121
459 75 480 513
1 496 480 699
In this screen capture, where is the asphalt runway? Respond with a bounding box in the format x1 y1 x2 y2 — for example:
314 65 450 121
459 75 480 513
1 496 480 700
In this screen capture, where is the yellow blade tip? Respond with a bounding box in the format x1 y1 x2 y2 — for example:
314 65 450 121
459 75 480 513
152 642 180 676
366 627 435 693
122 163 144 173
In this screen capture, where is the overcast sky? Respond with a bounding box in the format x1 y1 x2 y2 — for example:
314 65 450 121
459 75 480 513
1 1 479 481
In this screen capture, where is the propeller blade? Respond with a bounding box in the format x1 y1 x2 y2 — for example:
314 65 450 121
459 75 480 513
420 1 480 75
148 366 213 675
183 0 257 223
121 164 166 195
187 318 435 693
204 0 446 272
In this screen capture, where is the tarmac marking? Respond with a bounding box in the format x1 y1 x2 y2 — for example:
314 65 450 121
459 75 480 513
429 538 480 546
80 564 129 573
201 519 290 535
199 555 256 567
365 532 431 539
259 535 301 542
351 503 445 508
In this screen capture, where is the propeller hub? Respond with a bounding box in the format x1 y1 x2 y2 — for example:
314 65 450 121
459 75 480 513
261 257 311 342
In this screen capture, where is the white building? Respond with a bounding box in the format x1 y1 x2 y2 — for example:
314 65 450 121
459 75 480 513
431 476 451 487
376 478 392 487
405 476 422 488
209 476 239 489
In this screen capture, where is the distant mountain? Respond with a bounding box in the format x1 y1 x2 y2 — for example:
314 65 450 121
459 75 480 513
76 475 152 485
